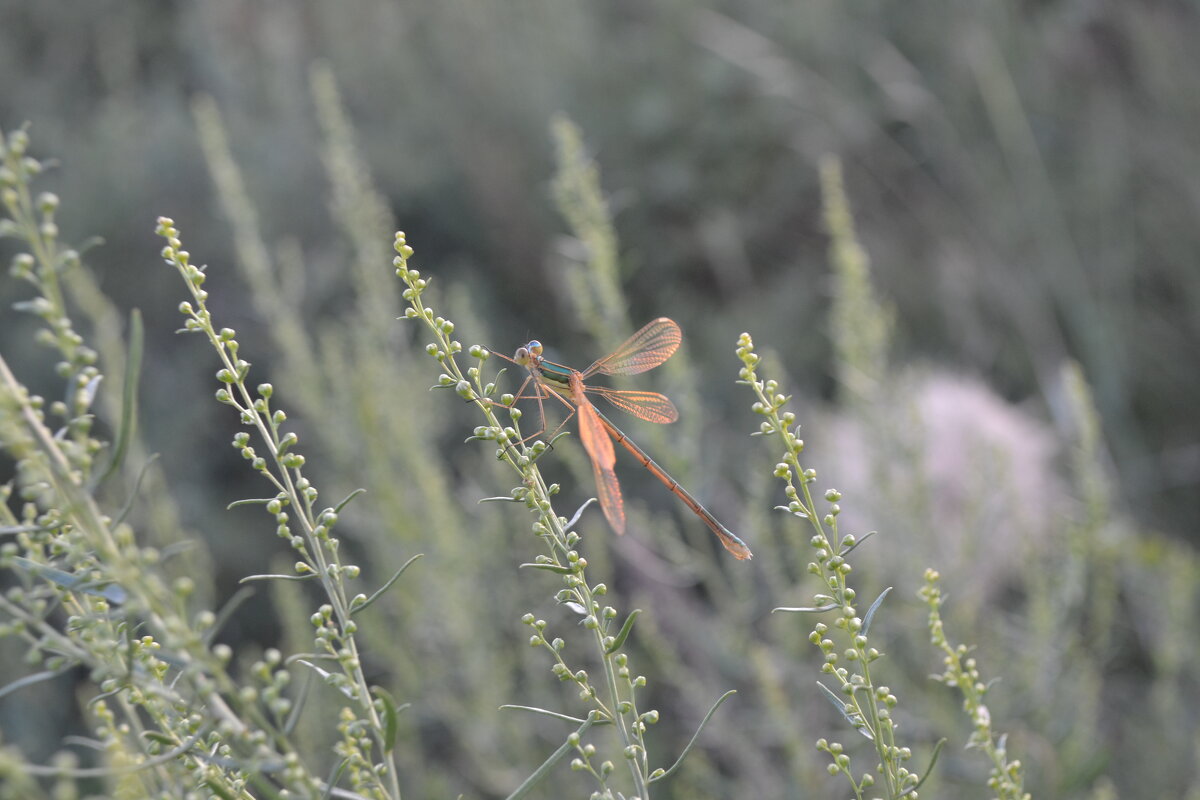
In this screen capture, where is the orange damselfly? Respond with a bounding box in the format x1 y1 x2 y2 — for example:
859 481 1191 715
504 318 752 561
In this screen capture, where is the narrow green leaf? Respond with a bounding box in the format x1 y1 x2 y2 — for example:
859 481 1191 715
0 667 72 702
773 505 809 518
77 235 106 257
319 759 350 800
86 685 123 709
648 690 738 783
862 586 893 637
93 309 142 488
351 554 423 616
0 524 47 535
202 586 255 647
372 686 401 752
159 539 197 561
499 705 590 725
563 498 597 530
604 609 641 654
239 573 318 584
840 530 877 556
518 563 575 575
21 729 205 777
284 652 337 667
815 681 874 739
203 779 238 800
333 488 367 514
10 557 127 604
771 604 838 614
226 497 277 509
478 495 521 503
142 731 176 746
504 712 602 800
295 659 356 700
907 738 946 794
283 668 313 736
112 453 160 528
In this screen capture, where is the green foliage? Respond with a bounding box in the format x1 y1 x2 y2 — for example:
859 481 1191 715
397 232 740 797
921 569 1027 800
2 52 1199 799
737 330 925 798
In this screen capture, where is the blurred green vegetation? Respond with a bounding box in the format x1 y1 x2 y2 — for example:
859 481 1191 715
1 1 1198 798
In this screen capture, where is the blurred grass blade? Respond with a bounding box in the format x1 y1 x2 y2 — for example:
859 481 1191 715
202 586 256 647
0 666 73 702
862 586 893 636
351 554 423 616
93 309 142 489
11 556 127 604
647 690 738 783
283 668 313 736
0 524 48 535
112 453 160 528
22 729 206 777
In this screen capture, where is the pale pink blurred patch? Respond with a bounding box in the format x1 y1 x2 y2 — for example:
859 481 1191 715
819 370 1067 601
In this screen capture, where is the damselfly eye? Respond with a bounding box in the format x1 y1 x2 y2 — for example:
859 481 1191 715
527 340 543 356
514 346 529 364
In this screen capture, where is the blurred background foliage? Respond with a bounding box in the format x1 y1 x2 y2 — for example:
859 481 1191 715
1 0 1198 798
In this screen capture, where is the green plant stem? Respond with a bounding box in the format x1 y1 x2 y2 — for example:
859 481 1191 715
394 233 651 797
156 221 400 799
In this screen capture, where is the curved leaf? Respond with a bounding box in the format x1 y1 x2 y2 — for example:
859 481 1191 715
0 666 73 702
862 586 893 637
839 530 877 556
563 498 597 530
352 554 423 616
604 609 641 654
333 488 367 514
907 737 947 794
648 690 739 783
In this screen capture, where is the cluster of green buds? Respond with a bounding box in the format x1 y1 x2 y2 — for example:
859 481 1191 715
921 568 1027 799
738 329 923 796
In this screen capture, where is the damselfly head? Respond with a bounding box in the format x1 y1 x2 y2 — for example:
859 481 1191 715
516 340 549 367
514 340 543 367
